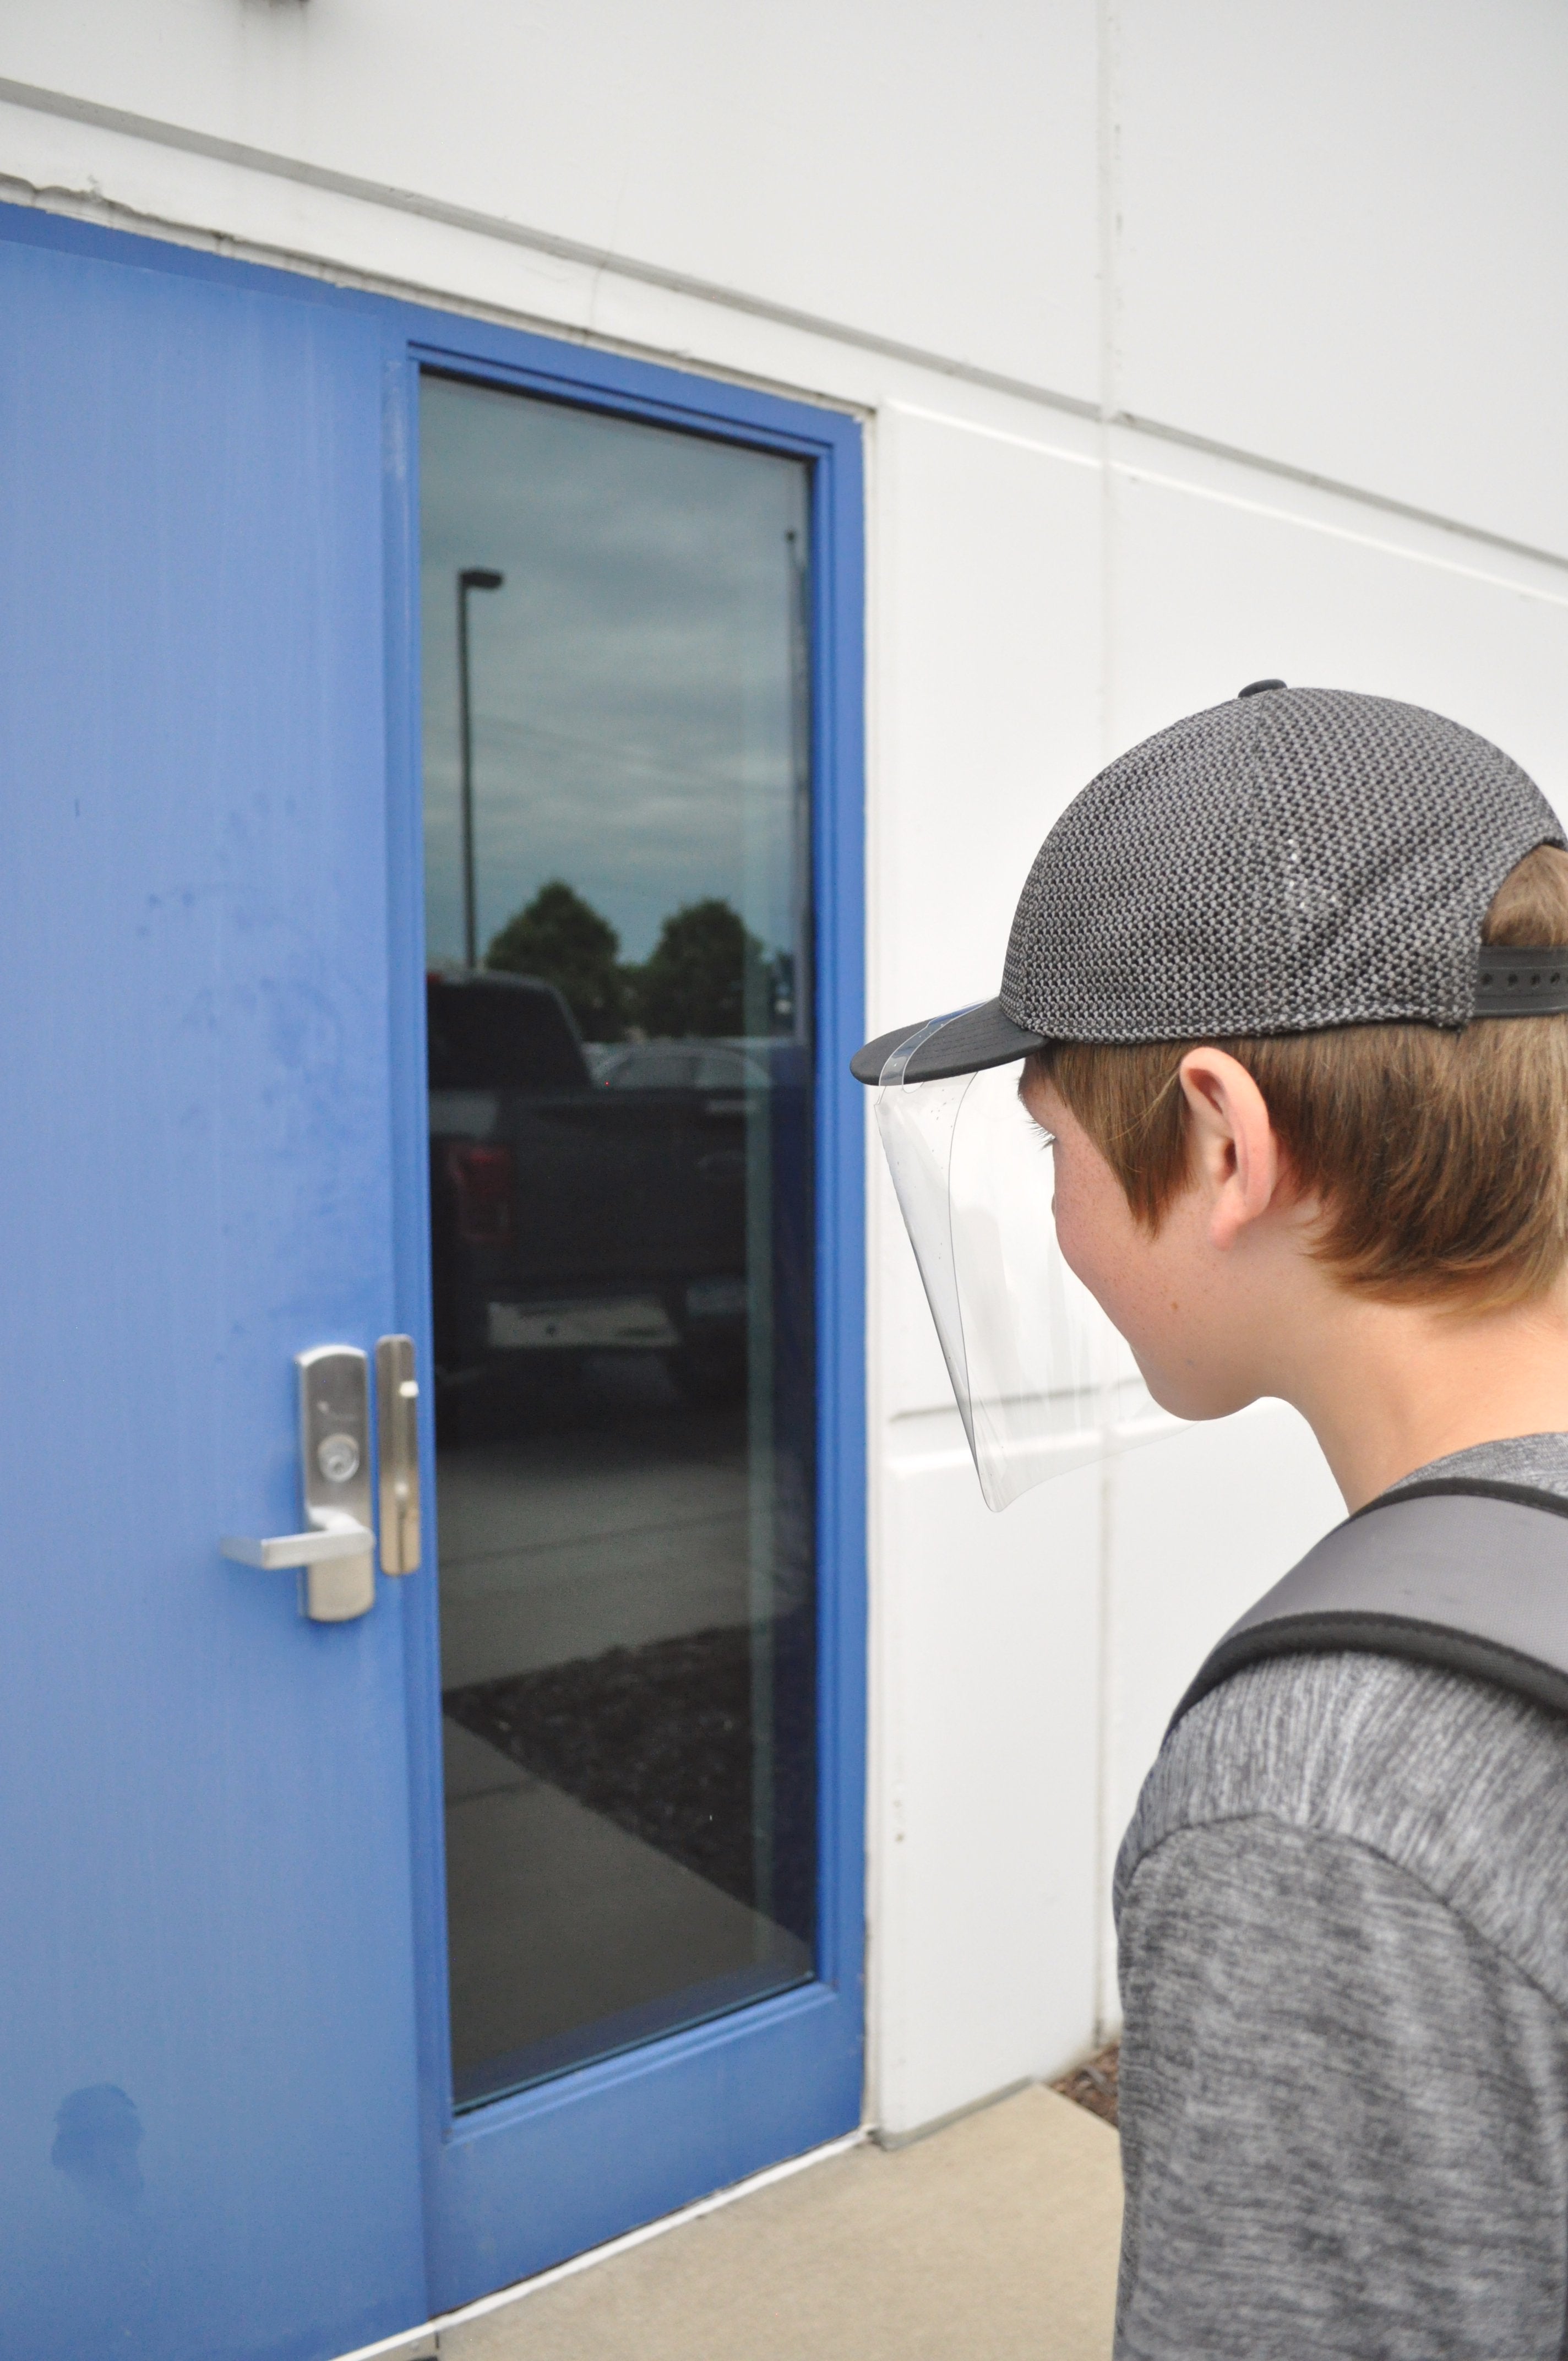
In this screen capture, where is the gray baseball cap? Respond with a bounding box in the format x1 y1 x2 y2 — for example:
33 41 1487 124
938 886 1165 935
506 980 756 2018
852 682 1568 1085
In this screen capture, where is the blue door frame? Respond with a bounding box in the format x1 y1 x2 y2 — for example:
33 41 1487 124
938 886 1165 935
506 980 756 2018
387 304 868 2309
0 200 865 2346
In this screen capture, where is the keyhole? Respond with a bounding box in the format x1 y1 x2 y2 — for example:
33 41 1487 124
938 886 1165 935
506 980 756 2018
317 1433 360 1484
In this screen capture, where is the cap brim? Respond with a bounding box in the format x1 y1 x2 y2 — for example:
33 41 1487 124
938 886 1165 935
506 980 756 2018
850 997 1046 1085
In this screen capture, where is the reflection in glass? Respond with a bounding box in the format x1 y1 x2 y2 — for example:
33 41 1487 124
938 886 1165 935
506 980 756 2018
420 373 815 2107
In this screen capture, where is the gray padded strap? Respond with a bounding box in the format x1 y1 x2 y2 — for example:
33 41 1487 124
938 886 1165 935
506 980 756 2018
1169 1481 1568 1736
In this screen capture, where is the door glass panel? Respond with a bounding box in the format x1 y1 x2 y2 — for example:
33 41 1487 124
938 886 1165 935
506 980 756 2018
420 373 816 2108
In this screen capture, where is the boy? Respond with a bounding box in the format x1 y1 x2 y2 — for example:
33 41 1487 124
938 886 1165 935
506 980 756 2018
854 684 1568 2358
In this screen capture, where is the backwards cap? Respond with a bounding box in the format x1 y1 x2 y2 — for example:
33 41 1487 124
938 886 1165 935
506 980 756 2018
853 683 1567 1085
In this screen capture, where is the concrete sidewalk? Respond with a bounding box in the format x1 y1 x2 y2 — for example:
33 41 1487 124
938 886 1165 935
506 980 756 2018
442 2086 1121 2361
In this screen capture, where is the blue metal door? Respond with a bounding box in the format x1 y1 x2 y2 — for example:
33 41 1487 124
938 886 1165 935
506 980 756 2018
0 203 864 2359
0 214 425 2361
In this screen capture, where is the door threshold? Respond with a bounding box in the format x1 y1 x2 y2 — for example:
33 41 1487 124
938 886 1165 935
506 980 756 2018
337 2124 868 2361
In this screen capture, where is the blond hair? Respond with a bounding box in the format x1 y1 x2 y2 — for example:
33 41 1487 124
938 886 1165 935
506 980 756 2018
1036 844 1568 1309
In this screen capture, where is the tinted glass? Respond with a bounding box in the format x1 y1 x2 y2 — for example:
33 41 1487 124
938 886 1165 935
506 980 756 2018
426 974 590 1092
420 373 815 2107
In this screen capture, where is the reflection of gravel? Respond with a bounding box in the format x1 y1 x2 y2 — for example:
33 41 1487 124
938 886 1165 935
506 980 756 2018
444 1611 815 1940
1052 2042 1120 2128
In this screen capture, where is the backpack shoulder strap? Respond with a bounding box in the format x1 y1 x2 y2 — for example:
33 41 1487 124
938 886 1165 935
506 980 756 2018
1168 1477 1568 1738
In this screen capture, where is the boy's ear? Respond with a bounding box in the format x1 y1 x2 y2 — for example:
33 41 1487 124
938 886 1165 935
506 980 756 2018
1177 1047 1284 1249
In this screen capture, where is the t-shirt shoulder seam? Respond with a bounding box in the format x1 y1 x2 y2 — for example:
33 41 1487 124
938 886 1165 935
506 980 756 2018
1121 1808 1568 2020
1117 1652 1568 1905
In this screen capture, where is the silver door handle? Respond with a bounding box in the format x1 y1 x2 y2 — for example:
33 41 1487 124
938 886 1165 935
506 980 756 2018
223 1344 377 1621
222 1339 421 1620
221 1509 376 1573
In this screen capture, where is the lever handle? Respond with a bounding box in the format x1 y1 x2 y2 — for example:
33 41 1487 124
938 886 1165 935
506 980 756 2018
221 1510 376 1573
224 1348 377 1622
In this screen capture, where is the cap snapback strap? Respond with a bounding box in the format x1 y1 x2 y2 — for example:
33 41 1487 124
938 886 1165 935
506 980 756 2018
1473 948 1568 1016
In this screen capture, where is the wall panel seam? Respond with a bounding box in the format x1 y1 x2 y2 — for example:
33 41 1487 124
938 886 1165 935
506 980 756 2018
4 73 1566 579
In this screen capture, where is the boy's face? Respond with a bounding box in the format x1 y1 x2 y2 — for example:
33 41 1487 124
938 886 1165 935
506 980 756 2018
1018 1062 1288 1422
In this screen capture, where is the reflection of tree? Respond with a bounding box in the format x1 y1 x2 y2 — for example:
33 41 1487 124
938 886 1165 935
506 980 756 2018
486 880 628 1040
487 881 785 1041
636 898 771 1039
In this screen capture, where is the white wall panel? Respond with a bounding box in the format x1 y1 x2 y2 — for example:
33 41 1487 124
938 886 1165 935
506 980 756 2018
0 0 1102 400
1106 458 1568 813
873 1454 1102 2135
868 402 1109 2130
1114 0 1568 554
872 402 1102 1053
868 402 1102 1520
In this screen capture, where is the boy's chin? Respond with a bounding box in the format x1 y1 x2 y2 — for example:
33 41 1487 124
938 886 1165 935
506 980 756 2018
1135 1354 1261 1424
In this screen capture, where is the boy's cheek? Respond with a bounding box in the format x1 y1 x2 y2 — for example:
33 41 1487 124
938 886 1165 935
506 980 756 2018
1053 1176 1146 1333
1046 1172 1100 1291
1054 1181 1200 1401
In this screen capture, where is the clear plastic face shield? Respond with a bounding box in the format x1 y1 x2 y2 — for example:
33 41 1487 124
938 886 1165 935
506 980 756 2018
876 1014 1162 1511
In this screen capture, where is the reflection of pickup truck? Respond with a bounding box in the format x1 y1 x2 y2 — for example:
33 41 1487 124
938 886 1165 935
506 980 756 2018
427 971 759 1394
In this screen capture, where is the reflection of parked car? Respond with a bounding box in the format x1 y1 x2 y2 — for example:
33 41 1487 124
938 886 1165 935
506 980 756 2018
427 971 756 1395
586 1041 773 1093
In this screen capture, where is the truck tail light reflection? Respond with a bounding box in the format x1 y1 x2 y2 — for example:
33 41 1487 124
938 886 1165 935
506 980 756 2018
447 1143 515 1245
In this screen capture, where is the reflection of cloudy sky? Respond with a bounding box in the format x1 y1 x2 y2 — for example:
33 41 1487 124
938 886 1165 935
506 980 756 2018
421 375 810 969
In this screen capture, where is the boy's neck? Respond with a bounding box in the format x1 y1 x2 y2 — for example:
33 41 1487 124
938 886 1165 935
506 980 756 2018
1286 1282 1568 1510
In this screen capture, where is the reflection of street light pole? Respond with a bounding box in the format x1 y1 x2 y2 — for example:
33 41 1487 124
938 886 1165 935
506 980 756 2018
456 567 504 969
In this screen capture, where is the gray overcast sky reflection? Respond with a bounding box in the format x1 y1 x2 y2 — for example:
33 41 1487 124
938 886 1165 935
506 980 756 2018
420 374 810 981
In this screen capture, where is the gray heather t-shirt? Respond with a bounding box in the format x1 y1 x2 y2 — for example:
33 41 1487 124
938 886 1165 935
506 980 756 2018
1114 1434 1568 2361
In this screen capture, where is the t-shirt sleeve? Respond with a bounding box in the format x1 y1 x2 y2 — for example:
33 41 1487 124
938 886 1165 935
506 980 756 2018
1114 1815 1568 2361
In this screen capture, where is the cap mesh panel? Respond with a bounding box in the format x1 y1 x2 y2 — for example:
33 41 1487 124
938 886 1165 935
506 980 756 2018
999 689 1562 1041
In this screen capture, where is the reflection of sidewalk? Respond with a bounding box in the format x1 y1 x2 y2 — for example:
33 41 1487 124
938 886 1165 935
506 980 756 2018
436 2086 1120 2360
434 1400 753 1687
443 1721 809 2098
445 1608 815 1919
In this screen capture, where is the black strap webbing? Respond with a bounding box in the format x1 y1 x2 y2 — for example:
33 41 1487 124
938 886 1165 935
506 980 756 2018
1168 1478 1568 1738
